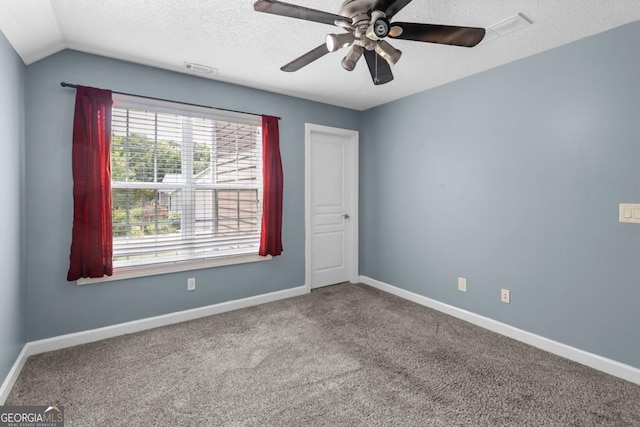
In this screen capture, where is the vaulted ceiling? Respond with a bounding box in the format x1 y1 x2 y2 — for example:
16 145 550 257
1 1 639 110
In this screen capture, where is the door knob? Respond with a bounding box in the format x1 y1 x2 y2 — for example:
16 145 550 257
343 214 350 219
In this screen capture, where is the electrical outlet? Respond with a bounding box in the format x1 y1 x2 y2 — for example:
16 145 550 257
458 277 467 292
187 278 196 291
501 288 510 304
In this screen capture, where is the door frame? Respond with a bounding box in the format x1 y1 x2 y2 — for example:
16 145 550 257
305 123 359 291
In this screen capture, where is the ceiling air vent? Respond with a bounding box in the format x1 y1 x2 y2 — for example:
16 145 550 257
481 13 532 44
183 62 218 75
489 13 532 37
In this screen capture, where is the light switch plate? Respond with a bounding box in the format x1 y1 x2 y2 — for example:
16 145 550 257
619 203 640 223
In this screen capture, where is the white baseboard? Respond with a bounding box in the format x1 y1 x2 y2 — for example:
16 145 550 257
0 285 308 404
359 275 640 386
0 345 29 405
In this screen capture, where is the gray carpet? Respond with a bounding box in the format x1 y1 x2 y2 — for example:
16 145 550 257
7 283 640 426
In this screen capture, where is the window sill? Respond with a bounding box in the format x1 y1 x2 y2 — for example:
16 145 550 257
76 253 272 286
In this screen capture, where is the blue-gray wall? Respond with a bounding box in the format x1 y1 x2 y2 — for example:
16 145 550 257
360 21 640 368
25 50 359 341
0 31 26 381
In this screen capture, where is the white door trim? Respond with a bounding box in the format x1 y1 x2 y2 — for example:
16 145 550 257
305 123 359 291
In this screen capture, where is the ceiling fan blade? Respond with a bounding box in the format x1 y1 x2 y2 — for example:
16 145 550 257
389 22 485 47
363 49 394 85
254 0 349 26
369 0 413 19
281 44 330 72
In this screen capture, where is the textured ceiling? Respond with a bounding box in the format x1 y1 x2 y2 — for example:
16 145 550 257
1 1 639 110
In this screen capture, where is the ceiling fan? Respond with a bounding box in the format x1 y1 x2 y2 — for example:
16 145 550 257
253 0 486 85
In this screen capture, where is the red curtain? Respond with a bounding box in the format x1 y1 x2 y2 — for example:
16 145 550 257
67 86 114 281
259 115 284 256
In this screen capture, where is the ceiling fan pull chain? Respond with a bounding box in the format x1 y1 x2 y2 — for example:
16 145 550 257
375 44 379 83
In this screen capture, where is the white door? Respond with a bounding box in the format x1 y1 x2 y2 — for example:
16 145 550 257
305 124 358 289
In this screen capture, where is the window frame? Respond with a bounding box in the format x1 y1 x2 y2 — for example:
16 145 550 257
77 95 270 285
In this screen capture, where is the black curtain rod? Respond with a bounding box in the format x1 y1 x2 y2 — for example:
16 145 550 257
60 82 281 120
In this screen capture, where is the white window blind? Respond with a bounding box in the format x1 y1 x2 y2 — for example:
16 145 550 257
110 95 262 269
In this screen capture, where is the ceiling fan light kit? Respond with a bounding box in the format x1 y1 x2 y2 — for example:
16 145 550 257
366 10 390 39
253 0 486 85
374 40 401 65
326 33 356 52
342 44 365 71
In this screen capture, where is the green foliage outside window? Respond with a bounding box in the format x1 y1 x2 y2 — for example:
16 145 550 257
111 132 208 238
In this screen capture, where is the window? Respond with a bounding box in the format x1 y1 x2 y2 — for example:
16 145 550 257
110 95 263 271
